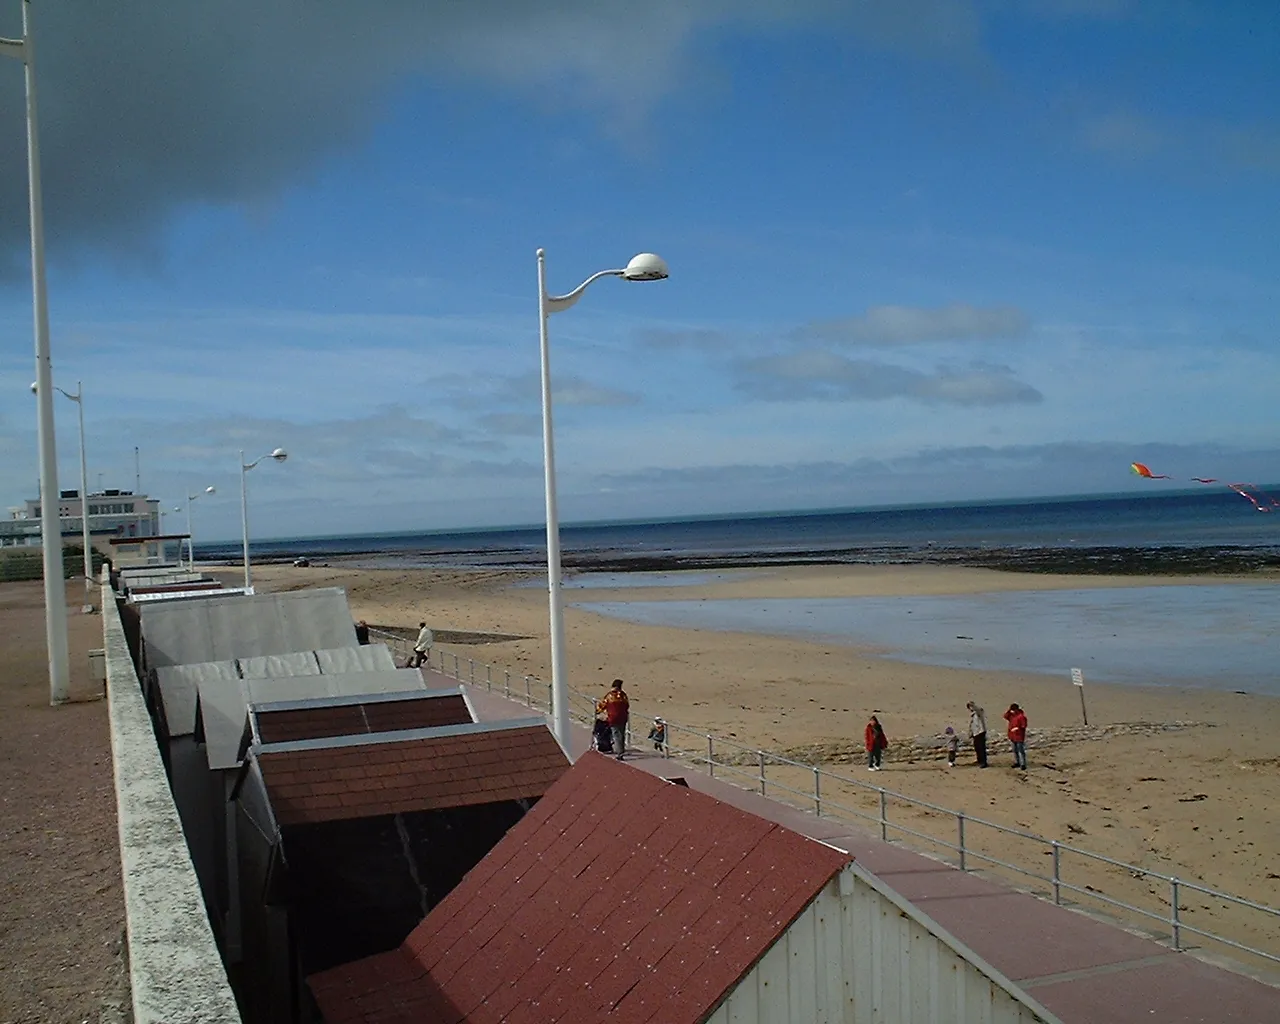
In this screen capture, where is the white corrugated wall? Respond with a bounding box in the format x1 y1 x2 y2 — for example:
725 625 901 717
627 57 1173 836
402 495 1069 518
704 862 1060 1024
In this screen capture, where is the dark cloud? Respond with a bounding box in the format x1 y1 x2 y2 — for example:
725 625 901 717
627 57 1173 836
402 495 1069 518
733 349 1042 405
800 303 1031 345
0 1 853 277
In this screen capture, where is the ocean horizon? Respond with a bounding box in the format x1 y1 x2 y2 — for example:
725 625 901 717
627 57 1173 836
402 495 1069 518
198 487 1280 571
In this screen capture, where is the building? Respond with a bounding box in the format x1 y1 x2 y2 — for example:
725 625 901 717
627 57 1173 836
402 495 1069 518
2 487 161 548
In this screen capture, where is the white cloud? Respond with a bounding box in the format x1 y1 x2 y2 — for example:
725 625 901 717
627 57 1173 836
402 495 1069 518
734 349 1042 405
801 303 1030 345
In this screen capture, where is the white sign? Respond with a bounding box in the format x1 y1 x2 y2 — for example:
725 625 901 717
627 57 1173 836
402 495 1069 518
1070 667 1084 687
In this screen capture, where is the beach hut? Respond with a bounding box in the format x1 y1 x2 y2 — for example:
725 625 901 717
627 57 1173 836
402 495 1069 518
309 753 1058 1024
138 587 359 672
233 718 568 1024
194 667 431 959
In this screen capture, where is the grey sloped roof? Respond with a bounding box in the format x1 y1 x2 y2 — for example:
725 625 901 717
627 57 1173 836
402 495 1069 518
155 659 242 738
139 588 356 671
315 644 396 674
238 651 321 678
198 669 427 771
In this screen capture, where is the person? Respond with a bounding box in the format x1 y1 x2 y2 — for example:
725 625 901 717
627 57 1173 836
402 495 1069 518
944 726 959 768
354 619 370 645
864 715 888 771
593 698 613 753
601 679 630 759
647 717 666 751
1004 702 1029 770
408 621 433 668
966 700 988 768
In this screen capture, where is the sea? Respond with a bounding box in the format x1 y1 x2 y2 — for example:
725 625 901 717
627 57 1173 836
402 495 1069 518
197 489 1280 694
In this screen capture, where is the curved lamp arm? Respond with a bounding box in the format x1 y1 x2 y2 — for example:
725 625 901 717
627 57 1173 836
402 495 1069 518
544 268 626 314
242 448 288 472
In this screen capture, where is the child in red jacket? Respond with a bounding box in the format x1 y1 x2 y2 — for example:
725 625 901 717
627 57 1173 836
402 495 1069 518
1004 703 1028 770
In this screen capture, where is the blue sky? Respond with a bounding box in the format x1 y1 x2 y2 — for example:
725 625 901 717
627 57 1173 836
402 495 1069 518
1 1 1277 542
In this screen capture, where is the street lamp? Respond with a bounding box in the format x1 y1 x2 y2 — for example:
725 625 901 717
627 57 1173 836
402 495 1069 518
536 248 669 751
185 486 216 570
31 379 91 602
239 448 288 592
4 1 69 703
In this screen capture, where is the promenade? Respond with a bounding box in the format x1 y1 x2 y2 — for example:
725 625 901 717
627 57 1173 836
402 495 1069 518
453 673 1280 1024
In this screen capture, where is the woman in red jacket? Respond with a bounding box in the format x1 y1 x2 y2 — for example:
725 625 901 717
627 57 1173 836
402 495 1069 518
1004 703 1028 770
865 715 888 771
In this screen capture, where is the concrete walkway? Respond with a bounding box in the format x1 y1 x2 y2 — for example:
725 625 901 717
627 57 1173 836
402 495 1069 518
451 677 1280 1024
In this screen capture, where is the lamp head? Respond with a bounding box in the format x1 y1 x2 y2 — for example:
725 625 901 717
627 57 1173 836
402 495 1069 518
29 381 37 394
205 486 216 495
621 252 669 282
270 448 288 463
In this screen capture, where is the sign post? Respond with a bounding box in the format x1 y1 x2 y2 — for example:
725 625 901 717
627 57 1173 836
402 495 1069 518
1070 667 1088 726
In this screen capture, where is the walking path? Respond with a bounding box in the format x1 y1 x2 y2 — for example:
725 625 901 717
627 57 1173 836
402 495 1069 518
447 674 1280 1024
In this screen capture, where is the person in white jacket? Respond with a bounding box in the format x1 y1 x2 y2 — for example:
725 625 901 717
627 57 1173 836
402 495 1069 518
966 700 988 768
409 621 433 668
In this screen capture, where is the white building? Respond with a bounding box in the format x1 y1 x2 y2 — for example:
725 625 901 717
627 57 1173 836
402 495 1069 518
2 488 161 548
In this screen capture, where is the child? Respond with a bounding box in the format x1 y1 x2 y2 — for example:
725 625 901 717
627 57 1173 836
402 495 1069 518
647 717 666 750
944 726 959 768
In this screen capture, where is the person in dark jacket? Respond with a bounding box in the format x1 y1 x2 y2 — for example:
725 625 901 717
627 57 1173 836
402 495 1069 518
865 715 888 771
967 700 988 768
1004 702 1029 770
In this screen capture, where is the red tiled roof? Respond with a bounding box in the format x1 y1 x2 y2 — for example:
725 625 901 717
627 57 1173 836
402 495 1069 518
255 693 472 744
308 752 851 1024
258 724 567 826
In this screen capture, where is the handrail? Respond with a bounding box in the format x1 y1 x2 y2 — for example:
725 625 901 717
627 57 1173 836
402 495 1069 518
367 626 1280 968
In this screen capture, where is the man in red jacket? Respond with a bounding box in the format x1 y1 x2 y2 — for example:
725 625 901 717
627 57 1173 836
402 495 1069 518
1004 703 1028 770
601 679 630 760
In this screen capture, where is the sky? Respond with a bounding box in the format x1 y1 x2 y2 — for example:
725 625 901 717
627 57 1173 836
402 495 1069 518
0 1 1277 542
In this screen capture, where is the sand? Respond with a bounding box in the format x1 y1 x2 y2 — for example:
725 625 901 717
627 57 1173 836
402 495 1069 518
248 561 1280 963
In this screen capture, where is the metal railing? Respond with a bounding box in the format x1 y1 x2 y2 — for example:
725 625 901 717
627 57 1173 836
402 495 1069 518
366 627 1280 969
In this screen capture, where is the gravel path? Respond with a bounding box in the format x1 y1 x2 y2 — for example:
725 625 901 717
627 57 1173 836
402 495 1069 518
0 581 129 1024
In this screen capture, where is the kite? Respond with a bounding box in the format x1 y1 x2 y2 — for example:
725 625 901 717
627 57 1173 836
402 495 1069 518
1130 462 1280 512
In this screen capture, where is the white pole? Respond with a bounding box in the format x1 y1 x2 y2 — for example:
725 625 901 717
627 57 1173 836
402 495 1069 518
239 451 252 592
537 249 571 752
7 2 69 704
74 382 91 593
185 495 194 571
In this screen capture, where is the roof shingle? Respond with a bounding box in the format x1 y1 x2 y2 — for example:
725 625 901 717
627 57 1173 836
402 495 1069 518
308 752 850 1024
258 722 567 826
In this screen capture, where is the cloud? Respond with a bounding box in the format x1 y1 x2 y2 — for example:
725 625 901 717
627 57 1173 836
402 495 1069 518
1078 111 1165 160
487 371 640 408
734 349 1043 405
800 303 1031 345
478 412 542 437
0 0 856 276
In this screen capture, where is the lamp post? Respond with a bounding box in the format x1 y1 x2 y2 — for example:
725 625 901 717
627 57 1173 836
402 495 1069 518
239 448 288 592
185 486 216 570
31 380 91 600
536 248 669 751
4 1 69 703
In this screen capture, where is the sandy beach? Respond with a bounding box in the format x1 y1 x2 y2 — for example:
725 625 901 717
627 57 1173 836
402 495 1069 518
249 560 1280 963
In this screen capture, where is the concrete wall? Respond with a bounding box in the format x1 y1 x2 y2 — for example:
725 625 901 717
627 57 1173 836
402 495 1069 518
707 861 1061 1024
103 581 242 1024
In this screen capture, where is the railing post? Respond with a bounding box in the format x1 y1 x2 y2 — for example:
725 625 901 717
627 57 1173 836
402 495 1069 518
485 664 492 690
958 812 967 871
758 750 767 795
524 675 532 707
879 789 888 842
662 725 670 758
1052 841 1061 905
1171 877 1181 950
468 658 475 684
707 735 714 777
504 669 510 698
813 767 821 816
546 682 553 711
